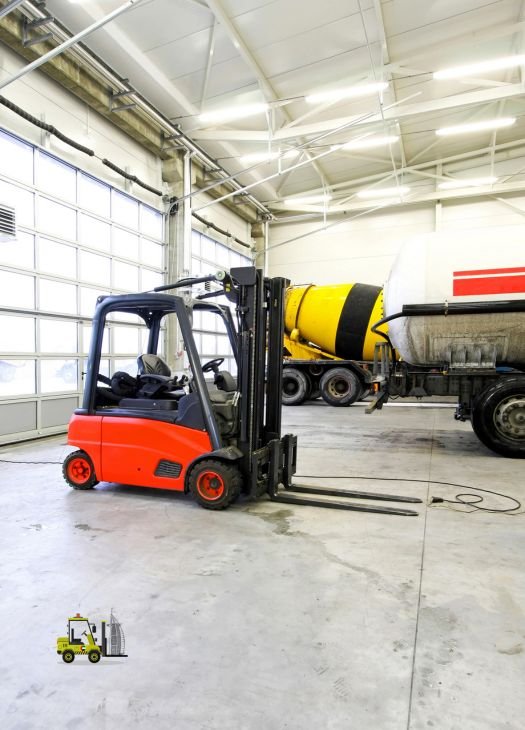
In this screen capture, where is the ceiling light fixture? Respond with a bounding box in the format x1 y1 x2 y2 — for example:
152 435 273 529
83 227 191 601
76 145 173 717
284 194 332 206
438 176 498 189
357 185 410 199
434 55 525 80
199 102 268 125
335 134 399 151
240 150 299 164
305 81 388 105
435 117 516 136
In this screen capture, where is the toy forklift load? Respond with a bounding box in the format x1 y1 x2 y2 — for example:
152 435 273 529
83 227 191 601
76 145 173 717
56 612 127 663
63 266 421 516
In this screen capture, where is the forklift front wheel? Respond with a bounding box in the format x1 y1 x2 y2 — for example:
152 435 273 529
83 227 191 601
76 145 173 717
63 450 99 490
88 650 101 664
188 460 242 510
62 650 75 663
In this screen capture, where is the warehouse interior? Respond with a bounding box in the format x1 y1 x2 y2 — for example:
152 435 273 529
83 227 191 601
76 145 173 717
0 1 524 728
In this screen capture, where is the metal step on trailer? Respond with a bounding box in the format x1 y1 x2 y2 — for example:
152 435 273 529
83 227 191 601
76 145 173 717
270 484 422 516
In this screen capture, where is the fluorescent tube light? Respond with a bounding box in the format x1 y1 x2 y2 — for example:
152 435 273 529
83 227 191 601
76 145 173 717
357 186 410 199
436 118 516 136
434 55 525 80
438 176 498 190
306 82 388 105
240 150 299 164
199 102 268 125
284 194 332 206
336 135 399 151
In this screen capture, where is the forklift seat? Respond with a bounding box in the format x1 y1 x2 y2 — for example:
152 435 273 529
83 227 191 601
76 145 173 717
137 354 171 377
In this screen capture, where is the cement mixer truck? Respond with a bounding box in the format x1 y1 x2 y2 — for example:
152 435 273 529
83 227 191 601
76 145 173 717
283 233 525 458
283 282 388 406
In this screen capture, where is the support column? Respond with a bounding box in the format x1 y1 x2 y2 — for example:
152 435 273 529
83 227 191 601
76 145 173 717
163 152 191 372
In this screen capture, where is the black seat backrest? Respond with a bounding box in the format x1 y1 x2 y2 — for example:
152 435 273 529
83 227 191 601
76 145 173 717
214 370 237 392
137 354 171 377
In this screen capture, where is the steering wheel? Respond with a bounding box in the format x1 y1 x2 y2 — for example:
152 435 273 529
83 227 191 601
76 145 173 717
202 357 224 374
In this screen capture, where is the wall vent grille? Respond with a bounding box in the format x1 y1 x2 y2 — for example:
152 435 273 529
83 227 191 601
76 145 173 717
0 203 16 242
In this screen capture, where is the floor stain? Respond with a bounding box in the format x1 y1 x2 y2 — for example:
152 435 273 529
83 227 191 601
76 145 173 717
243 507 296 536
243 506 381 581
498 643 523 655
74 523 110 533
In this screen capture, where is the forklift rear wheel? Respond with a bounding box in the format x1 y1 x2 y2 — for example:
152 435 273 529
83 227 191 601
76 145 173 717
62 650 75 663
189 460 242 510
88 650 101 663
63 450 99 490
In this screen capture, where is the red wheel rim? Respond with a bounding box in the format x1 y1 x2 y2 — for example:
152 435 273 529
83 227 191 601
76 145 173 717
67 457 92 485
196 471 225 501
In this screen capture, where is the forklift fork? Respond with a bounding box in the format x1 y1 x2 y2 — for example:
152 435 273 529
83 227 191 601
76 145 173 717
270 486 421 517
267 435 422 516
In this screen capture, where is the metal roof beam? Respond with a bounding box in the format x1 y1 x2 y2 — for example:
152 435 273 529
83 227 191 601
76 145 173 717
0 0 147 91
0 0 24 19
204 0 331 189
269 178 525 219
191 83 525 142
263 138 525 203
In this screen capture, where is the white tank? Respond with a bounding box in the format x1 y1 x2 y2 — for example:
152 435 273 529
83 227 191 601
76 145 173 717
384 230 525 367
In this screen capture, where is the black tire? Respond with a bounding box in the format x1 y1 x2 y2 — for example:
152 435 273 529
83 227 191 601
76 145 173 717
282 368 311 406
188 459 242 510
471 376 525 458
319 367 361 407
62 650 75 663
88 650 101 663
62 450 99 490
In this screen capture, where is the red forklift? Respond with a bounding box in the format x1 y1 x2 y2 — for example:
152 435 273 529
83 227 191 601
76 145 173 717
63 267 420 515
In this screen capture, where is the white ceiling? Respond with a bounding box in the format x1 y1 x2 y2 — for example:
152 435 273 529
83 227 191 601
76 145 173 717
35 0 525 217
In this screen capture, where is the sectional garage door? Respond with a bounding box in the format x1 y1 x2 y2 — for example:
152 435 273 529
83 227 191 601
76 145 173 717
0 128 165 444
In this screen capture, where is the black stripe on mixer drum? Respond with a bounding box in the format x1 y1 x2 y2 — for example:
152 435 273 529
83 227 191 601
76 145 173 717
335 283 382 360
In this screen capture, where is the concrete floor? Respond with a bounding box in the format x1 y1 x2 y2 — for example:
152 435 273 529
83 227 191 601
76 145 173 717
0 402 524 730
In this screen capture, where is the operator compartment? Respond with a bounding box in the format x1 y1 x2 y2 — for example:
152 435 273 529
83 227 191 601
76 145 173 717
85 286 240 444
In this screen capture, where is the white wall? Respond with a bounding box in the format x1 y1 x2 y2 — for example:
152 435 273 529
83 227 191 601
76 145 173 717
268 204 435 286
268 184 525 288
0 45 163 209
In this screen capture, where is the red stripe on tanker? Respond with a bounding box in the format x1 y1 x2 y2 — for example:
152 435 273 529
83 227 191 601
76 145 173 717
453 272 525 296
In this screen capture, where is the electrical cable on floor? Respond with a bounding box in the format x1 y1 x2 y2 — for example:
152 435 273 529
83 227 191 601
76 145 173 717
0 462 521 513
0 459 63 465
294 474 522 514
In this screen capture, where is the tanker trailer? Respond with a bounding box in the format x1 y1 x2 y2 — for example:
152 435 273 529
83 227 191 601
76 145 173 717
283 283 388 405
371 233 525 458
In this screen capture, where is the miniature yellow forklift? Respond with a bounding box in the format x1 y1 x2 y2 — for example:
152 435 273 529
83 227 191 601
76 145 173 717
57 611 127 663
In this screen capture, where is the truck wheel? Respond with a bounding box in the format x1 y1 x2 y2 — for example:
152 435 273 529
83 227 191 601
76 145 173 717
282 368 310 406
320 368 361 407
63 450 99 490
471 376 525 458
188 459 242 510
88 650 101 663
62 650 75 663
